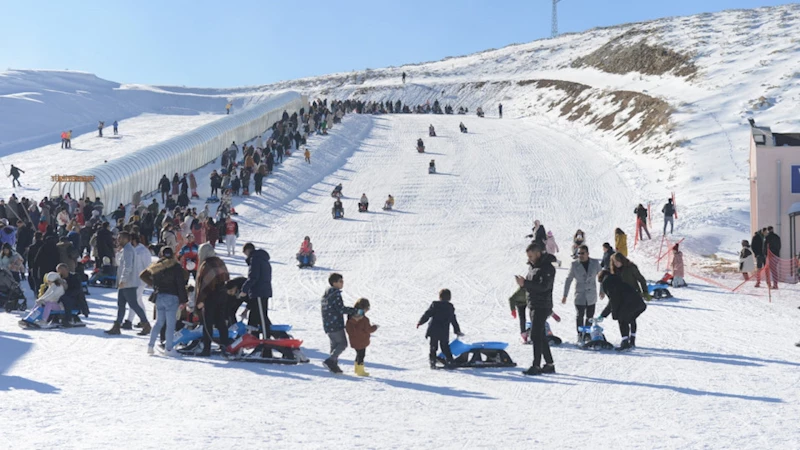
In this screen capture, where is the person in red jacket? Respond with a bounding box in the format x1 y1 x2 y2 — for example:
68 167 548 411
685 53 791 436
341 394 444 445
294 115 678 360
224 217 238 256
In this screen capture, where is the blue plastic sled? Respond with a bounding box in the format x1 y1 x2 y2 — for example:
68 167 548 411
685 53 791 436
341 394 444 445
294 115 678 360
437 339 516 368
647 282 672 299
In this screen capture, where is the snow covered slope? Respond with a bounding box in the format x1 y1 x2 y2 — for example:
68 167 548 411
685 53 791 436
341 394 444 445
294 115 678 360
0 112 223 201
2 114 798 449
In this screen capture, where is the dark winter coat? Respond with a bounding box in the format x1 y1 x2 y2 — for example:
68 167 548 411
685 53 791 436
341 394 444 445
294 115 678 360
618 263 648 296
751 232 764 258
634 206 648 222
417 300 461 339
95 228 115 260
523 253 557 309
321 287 357 333
765 232 781 257
140 257 189 304
346 316 377 350
15 224 33 257
600 274 647 323
34 236 61 276
662 202 675 217
508 287 528 310
529 225 547 248
242 249 272 300
159 177 171 193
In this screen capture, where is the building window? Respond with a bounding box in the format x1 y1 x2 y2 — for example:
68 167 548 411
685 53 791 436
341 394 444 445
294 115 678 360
754 134 766 145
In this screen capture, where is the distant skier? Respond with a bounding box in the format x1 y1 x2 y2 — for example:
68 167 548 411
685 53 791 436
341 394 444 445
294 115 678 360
98 121 104 137
9 165 24 188
113 120 119 135
499 103 503 118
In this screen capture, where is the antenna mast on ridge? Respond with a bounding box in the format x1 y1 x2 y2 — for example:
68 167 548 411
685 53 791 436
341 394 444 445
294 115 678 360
551 0 562 38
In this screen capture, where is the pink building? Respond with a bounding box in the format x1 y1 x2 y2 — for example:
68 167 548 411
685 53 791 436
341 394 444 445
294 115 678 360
749 123 800 283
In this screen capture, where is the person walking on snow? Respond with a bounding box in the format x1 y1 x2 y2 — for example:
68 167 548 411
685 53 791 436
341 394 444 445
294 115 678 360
240 242 273 339
224 216 238 256
499 103 503 118
98 121 104 137
61 131 68 149
304 147 311 164
9 165 24 188
226 103 232 115
345 298 379 376
765 226 781 289
545 230 561 266
517 243 557 376
105 232 151 336
738 240 755 281
526 220 547 249
562 244 602 342
634 204 651 240
113 120 119 135
417 288 463 369
321 273 361 374
614 228 628 257
402 72 406 84
662 198 676 235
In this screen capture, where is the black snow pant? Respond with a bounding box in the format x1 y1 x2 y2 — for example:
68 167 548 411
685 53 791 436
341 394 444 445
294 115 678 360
201 303 231 350
575 304 596 333
355 348 366 364
618 319 638 339
516 304 527 333
247 297 271 338
530 307 554 368
429 335 453 363
11 176 20 188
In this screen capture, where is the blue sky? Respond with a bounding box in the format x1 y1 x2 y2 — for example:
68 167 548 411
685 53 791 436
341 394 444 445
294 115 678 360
1 0 791 87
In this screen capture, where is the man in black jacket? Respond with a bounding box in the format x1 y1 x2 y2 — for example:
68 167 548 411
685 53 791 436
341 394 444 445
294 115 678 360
26 232 44 293
526 220 547 249
241 243 273 339
765 226 781 289
94 222 115 269
516 243 556 376
751 228 766 287
634 204 651 240
417 288 463 369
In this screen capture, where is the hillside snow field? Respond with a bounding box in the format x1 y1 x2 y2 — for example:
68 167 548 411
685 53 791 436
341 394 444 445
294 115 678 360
2 114 799 449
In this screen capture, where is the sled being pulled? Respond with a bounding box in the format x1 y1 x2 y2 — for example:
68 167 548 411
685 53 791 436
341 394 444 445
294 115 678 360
437 339 516 368
19 307 87 330
577 320 615 350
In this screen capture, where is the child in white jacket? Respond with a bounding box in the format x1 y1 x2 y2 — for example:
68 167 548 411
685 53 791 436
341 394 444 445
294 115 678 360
32 272 66 327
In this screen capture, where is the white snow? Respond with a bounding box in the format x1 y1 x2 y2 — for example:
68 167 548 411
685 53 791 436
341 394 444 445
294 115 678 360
2 4 800 449
2 114 799 449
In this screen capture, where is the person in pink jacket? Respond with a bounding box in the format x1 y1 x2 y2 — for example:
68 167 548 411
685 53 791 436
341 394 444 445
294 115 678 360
671 244 687 287
545 231 561 267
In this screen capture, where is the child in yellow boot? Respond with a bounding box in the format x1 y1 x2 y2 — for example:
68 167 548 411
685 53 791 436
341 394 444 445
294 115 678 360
345 298 378 376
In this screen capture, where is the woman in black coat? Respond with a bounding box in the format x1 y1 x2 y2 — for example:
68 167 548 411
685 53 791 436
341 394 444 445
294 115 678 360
598 270 646 350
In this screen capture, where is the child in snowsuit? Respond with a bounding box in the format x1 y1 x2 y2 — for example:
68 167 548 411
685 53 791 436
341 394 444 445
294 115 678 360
345 298 378 376
304 148 311 164
417 289 463 369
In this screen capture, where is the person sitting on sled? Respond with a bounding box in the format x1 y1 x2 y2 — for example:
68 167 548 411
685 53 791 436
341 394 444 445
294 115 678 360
383 195 395 210
332 183 343 198
429 124 436 137
332 199 344 218
23 272 65 328
417 288 464 369
297 236 316 266
417 138 424 150
359 194 369 212
459 122 468 133
428 159 436 174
